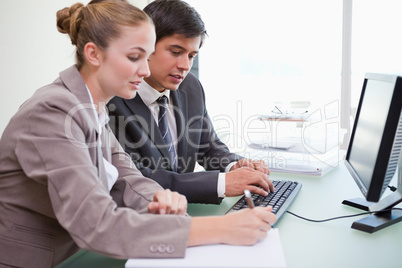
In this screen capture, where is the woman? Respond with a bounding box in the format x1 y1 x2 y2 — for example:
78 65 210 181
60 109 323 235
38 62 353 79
0 1 276 267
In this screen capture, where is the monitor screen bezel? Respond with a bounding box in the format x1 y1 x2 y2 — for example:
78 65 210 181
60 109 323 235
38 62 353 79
345 73 402 202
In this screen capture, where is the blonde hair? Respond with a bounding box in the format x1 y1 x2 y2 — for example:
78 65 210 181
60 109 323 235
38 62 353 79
56 0 153 69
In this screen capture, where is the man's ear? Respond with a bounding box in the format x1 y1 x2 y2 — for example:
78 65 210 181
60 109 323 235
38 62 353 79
84 42 102 67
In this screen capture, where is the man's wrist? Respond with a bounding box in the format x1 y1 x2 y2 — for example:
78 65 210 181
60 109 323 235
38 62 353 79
217 173 226 198
225 161 237 172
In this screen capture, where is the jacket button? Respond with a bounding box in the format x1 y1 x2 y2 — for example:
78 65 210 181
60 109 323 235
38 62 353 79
166 244 175 253
149 244 158 253
158 244 166 253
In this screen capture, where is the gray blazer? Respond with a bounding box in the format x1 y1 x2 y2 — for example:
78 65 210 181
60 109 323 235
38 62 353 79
0 65 191 268
108 73 243 204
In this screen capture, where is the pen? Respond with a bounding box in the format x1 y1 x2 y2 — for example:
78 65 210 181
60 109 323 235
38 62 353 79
244 189 255 209
274 106 283 114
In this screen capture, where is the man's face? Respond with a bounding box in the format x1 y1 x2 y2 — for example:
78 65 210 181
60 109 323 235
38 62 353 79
145 34 201 92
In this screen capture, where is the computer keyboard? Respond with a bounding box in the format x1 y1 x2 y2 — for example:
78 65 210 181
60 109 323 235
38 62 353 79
226 180 302 226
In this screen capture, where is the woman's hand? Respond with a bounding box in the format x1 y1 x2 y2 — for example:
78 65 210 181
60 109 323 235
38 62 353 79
188 206 277 247
147 189 187 215
219 207 277 245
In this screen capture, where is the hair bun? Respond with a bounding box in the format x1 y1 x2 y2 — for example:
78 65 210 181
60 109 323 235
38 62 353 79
56 3 84 45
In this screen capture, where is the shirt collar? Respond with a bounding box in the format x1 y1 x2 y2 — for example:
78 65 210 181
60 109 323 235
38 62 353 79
85 85 110 127
138 81 171 105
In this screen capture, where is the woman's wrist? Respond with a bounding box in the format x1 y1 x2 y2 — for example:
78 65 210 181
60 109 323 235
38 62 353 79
187 216 226 247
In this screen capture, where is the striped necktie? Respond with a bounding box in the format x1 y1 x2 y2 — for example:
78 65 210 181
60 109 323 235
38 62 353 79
157 96 177 172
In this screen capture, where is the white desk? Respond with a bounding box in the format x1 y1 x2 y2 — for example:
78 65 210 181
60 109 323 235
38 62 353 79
188 163 402 268
58 163 402 268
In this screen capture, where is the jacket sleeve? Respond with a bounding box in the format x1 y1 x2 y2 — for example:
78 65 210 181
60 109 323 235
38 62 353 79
187 75 244 171
196 110 244 172
108 130 222 204
15 91 191 259
150 169 222 204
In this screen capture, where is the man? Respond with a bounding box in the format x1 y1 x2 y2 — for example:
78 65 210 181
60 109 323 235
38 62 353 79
108 0 274 204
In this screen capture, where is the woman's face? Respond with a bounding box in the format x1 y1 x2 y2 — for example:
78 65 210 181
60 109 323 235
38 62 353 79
96 22 156 102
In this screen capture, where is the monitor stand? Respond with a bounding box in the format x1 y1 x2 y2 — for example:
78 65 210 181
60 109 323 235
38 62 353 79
348 209 402 233
342 158 402 233
342 197 374 211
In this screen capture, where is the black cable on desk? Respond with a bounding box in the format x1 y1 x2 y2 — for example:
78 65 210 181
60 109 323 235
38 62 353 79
286 208 402 223
388 185 397 192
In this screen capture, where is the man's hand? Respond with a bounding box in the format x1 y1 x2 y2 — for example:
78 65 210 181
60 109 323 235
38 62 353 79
225 167 274 197
147 189 187 215
231 159 270 175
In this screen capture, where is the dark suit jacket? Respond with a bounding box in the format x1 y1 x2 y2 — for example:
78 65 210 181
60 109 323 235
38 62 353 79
0 65 190 268
108 73 243 204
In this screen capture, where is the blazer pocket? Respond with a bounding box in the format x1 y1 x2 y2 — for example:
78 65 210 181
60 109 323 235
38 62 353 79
0 235 54 268
13 224 56 238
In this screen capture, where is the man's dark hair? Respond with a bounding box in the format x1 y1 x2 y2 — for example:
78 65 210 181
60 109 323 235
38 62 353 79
144 0 207 47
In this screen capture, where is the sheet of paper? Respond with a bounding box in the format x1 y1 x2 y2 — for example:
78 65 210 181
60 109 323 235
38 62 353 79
125 228 286 268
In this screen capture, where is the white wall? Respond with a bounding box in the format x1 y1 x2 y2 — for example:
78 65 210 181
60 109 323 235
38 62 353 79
0 0 150 137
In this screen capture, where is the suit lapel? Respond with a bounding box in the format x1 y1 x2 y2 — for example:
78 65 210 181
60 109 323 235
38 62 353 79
123 95 171 161
170 90 188 172
59 65 108 189
59 66 99 133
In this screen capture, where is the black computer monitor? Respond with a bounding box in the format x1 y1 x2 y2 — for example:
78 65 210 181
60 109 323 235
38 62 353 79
343 73 402 233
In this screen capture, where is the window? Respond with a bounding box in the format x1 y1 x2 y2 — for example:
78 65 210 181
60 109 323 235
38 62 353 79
186 0 343 151
351 0 402 116
186 0 402 153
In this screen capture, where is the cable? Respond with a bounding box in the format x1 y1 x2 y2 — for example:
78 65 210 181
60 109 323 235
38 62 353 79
388 185 397 192
286 208 402 223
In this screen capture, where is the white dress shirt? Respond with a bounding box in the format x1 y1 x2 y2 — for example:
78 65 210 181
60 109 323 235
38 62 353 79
86 86 119 191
